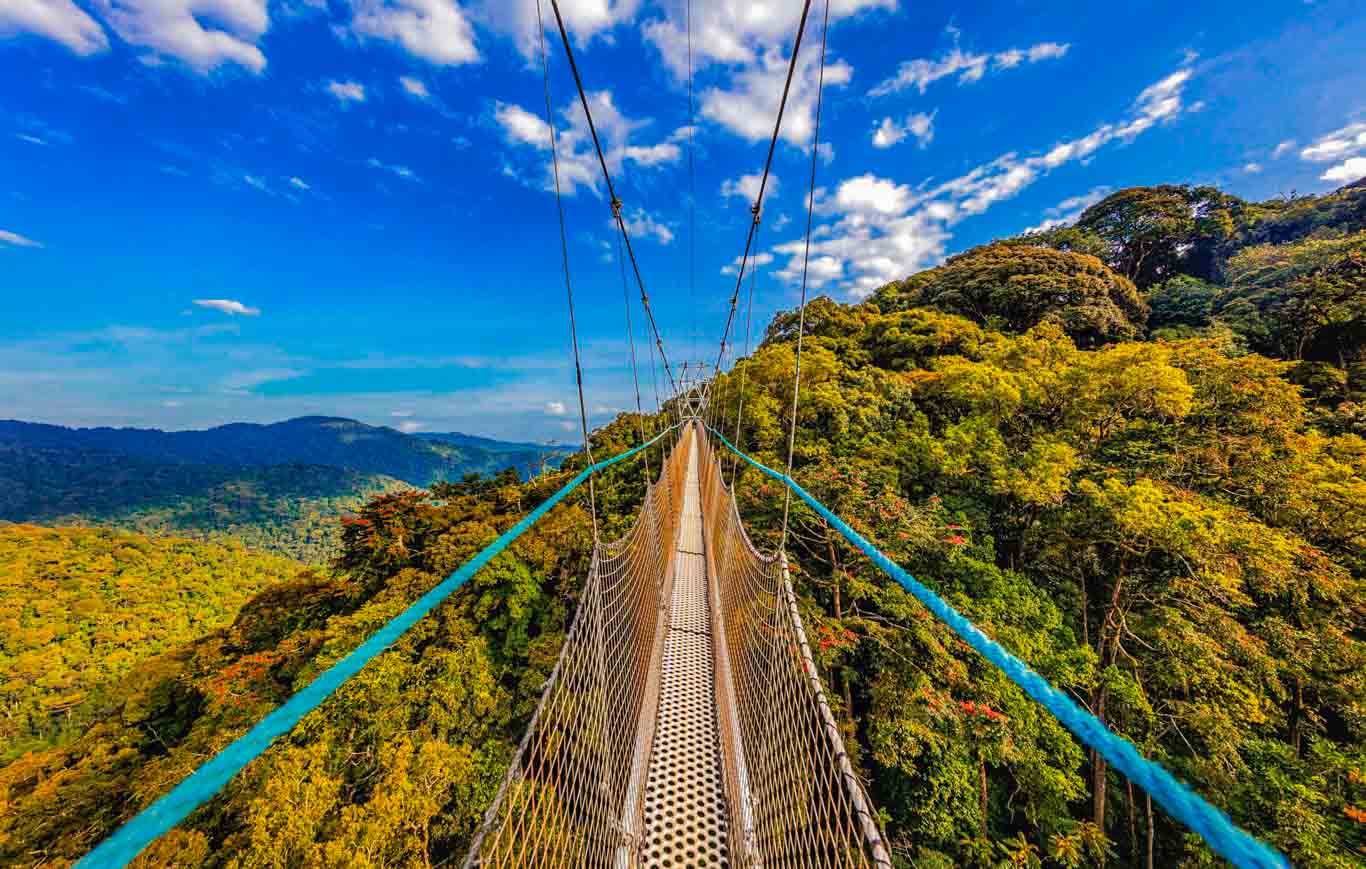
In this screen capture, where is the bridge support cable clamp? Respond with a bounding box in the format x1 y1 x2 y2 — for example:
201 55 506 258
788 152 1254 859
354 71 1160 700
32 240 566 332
706 425 1291 869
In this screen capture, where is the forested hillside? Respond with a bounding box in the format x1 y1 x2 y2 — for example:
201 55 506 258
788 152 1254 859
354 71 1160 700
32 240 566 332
0 526 302 763
0 417 572 562
0 179 1362 868
0 442 410 563
0 416 572 488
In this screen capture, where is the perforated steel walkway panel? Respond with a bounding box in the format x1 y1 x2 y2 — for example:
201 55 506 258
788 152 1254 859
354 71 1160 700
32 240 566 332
640 444 731 868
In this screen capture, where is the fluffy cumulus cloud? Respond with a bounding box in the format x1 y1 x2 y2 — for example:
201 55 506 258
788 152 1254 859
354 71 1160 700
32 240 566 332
96 0 271 72
0 0 107 55
194 298 260 315
869 35 1070 96
0 228 44 248
1272 140 1297 159
871 111 934 149
1300 122 1366 184
494 91 678 197
643 0 888 148
545 400 567 416
766 65 1199 297
327 80 367 102
349 0 479 65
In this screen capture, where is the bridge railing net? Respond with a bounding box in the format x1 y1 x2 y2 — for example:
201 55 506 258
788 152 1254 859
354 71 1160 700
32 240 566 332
697 425 892 869
464 428 692 868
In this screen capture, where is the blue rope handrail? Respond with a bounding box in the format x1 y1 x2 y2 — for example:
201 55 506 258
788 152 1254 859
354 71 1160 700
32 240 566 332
704 424 1290 869
77 424 678 868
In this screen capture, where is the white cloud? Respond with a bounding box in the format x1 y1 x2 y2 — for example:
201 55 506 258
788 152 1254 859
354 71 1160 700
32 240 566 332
1300 121 1366 164
871 111 935 149
391 409 414 417
0 229 43 248
643 0 892 78
397 420 424 433
1242 162 1262 174
243 174 270 193
15 133 47 145
619 208 674 244
399 75 430 98
869 37 1070 97
833 174 912 215
327 80 367 103
96 0 269 72
0 0 107 55
641 0 887 148
699 46 852 147
545 400 567 416
719 250 774 275
473 0 641 60
495 100 552 146
349 0 479 65
194 298 261 316
1322 156 1366 184
495 91 674 197
721 172 777 202
621 142 681 167
288 176 310 190
367 157 420 181
766 65 1197 298
1272 140 1296 159
1022 185 1111 234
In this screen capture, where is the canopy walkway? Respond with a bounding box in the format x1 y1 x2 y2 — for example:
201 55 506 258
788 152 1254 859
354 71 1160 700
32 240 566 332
465 423 888 868
71 1 1295 865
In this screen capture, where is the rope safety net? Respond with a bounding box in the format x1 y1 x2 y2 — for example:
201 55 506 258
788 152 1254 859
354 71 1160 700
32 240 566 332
698 424 892 869
464 427 692 867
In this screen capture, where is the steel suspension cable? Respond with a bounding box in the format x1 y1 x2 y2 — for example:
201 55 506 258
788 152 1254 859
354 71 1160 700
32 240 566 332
710 0 815 393
727 248 759 485
686 0 697 366
780 0 831 551
616 230 650 483
646 312 664 468
547 0 678 398
537 0 598 536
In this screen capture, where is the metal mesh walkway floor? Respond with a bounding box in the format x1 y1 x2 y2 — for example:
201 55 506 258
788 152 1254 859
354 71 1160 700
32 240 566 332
640 442 731 868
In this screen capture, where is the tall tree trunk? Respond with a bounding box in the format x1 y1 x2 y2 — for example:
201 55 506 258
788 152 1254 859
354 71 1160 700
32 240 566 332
1146 792 1155 869
1092 573 1125 830
979 753 989 836
1127 780 1138 866
827 530 856 732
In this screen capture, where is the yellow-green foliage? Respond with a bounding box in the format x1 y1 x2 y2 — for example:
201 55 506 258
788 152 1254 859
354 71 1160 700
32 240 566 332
0 525 301 760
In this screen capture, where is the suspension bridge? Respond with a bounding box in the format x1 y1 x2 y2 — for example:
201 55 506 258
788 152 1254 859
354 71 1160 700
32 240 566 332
72 0 1293 867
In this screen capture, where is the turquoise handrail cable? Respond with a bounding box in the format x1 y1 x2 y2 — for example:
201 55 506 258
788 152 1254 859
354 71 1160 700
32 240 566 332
705 424 1291 869
76 424 678 869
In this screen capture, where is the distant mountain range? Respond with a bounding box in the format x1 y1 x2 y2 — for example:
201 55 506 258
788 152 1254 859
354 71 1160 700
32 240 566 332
0 416 573 562
0 416 570 487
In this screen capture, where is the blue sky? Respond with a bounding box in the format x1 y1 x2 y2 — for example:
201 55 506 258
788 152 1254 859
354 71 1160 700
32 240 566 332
2 0 1364 442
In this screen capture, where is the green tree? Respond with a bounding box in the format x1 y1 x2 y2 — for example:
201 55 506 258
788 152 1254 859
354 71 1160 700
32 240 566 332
873 242 1147 347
